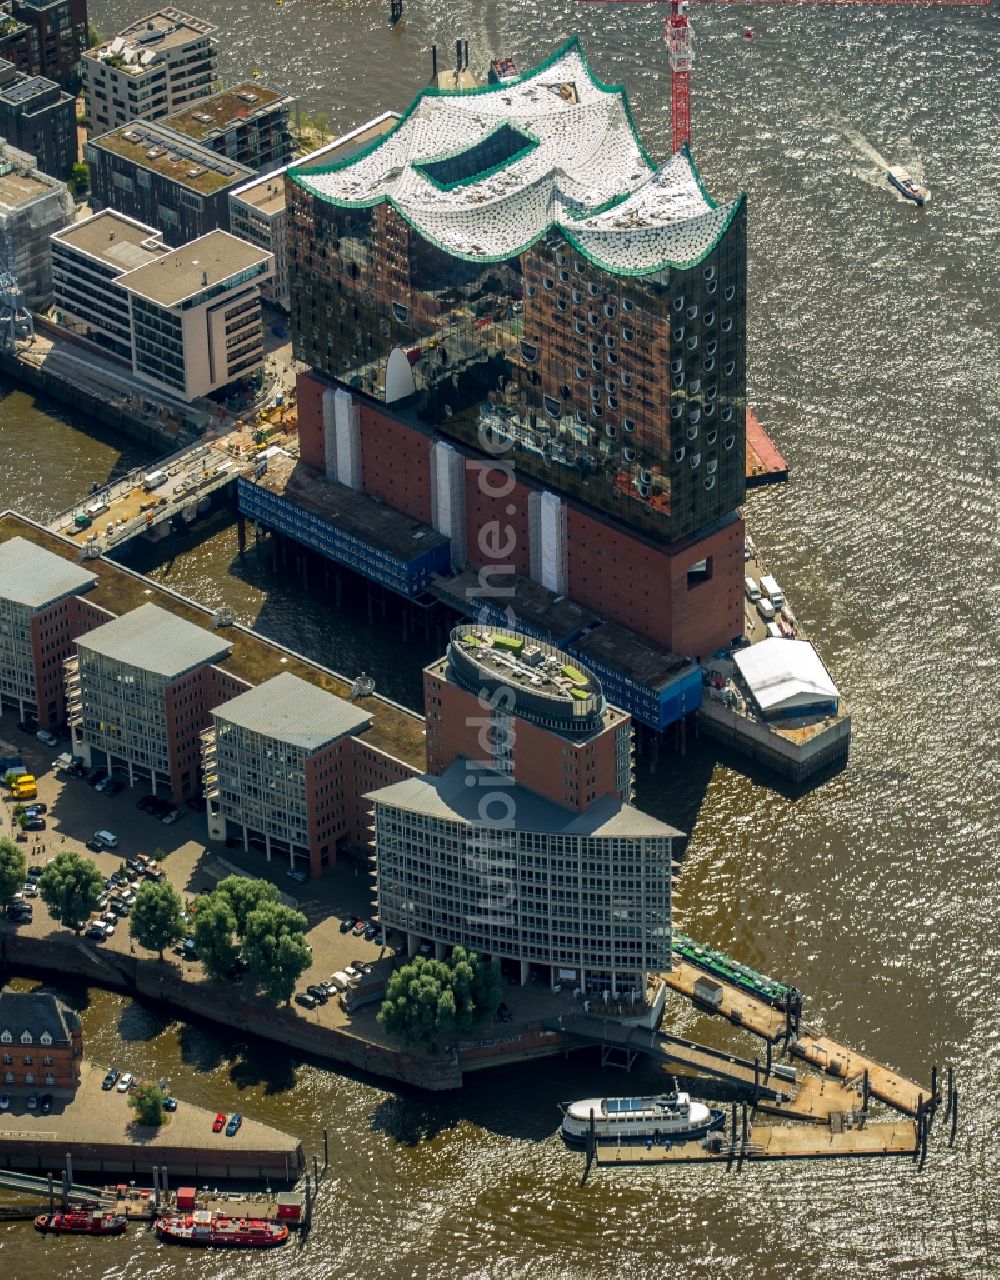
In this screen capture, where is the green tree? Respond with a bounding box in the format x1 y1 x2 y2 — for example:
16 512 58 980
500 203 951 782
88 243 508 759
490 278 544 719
38 851 104 933
129 880 184 958
128 1081 165 1127
191 893 239 980
68 162 89 197
378 956 458 1049
0 837 26 908
214 875 279 935
242 902 311 1004
470 951 502 1019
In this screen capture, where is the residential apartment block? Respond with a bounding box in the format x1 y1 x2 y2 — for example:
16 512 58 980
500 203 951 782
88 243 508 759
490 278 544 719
161 81 293 174
371 626 677 998
203 670 375 876
228 113 398 310
52 209 167 361
0 989 83 1096
85 118 254 246
0 0 88 87
82 7 216 132
66 600 249 799
0 56 75 178
0 140 72 304
0 535 104 728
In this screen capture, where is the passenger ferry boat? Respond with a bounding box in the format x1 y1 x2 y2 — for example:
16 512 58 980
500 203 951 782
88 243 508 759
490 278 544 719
886 167 930 206
156 1211 288 1248
35 1209 128 1236
560 1088 725 1146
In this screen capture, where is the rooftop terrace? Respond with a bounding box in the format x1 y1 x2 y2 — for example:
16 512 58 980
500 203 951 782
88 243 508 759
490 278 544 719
0 513 428 769
0 162 54 209
447 623 603 719
84 7 216 76
89 121 254 196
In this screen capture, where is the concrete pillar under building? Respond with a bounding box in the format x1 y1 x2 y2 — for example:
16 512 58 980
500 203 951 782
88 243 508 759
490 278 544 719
407 931 419 957
127 760 134 788
434 941 446 960
520 959 529 987
265 834 272 863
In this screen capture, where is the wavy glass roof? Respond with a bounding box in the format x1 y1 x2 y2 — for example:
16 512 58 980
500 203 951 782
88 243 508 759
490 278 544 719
292 37 742 275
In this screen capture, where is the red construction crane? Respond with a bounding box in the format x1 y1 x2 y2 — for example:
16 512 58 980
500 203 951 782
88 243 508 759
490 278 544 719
578 0 988 156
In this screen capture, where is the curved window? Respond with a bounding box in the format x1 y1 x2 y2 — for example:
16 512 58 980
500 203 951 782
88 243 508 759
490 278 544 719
687 424 699 441
589 341 601 357
689 452 701 469
704 400 715 417
673 327 685 343
706 385 717 401
724 285 736 302
604 304 617 320
591 403 604 418
622 297 635 313
604 334 616 349
706 339 717 356
392 301 410 324
605 378 617 394
605 421 617 437
674 447 686 463
705 430 717 445
724 361 736 376
606 352 619 366
671 358 683 375
703 265 716 281
703 357 715 373
704 475 716 491
575 320 586 336
575 260 587 274
519 340 538 364
687 336 699 350
544 394 562 418
706 458 718 475
688 378 701 395
673 372 685 389
589 311 600 326
575 366 587 380
724 434 735 449
590 386 602 401
686 305 699 320
623 446 636 462
672 296 685 312
556 252 567 266
559 269 570 283
572 289 584 303
588 281 600 296
637 481 651 499
591 359 603 373
722 318 733 333
608 395 619 410
622 418 636 434
620 372 633 388
622 326 634 342
556 297 567 312
671 403 683 420
526 284 537 298
543 277 554 290
638 468 652 484
721 406 733 423
576 410 588 425
689 407 701 424
706 280 718 295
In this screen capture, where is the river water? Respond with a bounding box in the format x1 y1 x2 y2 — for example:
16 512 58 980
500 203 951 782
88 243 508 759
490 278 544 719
1 1 997 1276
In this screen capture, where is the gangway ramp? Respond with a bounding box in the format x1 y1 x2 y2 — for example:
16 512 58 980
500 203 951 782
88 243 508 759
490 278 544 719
542 1016 793 1103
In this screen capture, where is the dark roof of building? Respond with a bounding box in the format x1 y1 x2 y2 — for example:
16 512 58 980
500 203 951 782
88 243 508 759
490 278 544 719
0 989 81 1045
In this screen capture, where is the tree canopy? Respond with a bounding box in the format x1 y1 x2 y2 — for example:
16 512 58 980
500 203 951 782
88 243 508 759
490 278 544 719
242 902 311 1004
129 879 184 958
128 1081 165 1127
214 874 279 936
191 893 239 981
0 837 26 908
378 948 502 1050
38 851 104 933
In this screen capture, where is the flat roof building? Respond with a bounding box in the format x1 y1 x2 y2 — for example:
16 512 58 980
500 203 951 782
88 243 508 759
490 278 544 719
85 118 254 246
0 534 103 728
66 600 249 800
0 57 75 178
0 139 72 304
82 7 217 133
52 209 167 360
228 112 397 311
1 0 87 87
119 229 272 400
203 670 376 876
161 81 294 174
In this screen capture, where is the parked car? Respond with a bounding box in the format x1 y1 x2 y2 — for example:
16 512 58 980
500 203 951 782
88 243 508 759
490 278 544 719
87 769 106 787
111 900 130 918
339 916 359 934
116 1072 134 1094
24 803 47 815
161 809 182 825
363 921 380 942
286 868 308 884
17 719 39 734
163 1097 178 1112
27 865 43 879
26 1094 38 1110
105 778 125 796
295 992 318 1010
352 920 368 937
22 818 45 832
0 1094 10 1110
36 729 58 747
39 1094 52 1114
102 1068 120 1091
225 1113 243 1137
305 984 328 1004
95 776 111 793
21 882 38 898
212 1112 227 1133
85 837 105 853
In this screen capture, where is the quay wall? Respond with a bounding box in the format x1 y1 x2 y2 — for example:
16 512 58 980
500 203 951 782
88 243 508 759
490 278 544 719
697 699 852 782
0 1134 303 1182
0 931 464 1093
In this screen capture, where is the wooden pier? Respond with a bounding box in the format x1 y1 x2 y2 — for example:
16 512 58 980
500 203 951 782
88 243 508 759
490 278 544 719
594 1120 916 1167
662 958 786 1040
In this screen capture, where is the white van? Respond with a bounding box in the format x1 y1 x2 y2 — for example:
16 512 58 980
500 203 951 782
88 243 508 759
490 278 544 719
86 499 109 518
744 575 761 603
757 598 776 623
143 470 167 492
94 829 118 849
759 574 784 608
766 621 782 638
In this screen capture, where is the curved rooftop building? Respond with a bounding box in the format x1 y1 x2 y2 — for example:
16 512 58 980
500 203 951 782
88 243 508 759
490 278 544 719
288 37 747 542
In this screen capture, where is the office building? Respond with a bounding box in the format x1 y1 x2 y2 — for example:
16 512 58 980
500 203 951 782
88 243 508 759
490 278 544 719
0 140 72 304
82 7 216 132
286 38 747 667
0 535 104 728
160 81 294 174
85 118 254 246
119 229 272 400
65 600 248 799
202 670 378 876
228 114 398 311
371 628 677 996
0 989 83 1096
51 209 167 361
0 57 75 178
0 0 87 87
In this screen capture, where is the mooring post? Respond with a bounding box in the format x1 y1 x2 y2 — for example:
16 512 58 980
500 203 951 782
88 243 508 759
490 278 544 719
919 1111 929 1170
162 1164 168 1198
313 1153 319 1186
944 1067 954 1122
60 1170 68 1209
304 1173 311 1225
862 1068 870 1115
913 1101 923 1163
323 1127 329 1170
930 1064 938 1118
65 1152 72 1190
754 1056 760 1099
582 1108 596 1186
47 1172 54 1214
949 1090 958 1147
765 1038 772 1078
152 1166 159 1211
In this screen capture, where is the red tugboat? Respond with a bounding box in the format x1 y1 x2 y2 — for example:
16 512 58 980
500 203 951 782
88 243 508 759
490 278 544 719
35 1209 128 1236
156 1210 288 1248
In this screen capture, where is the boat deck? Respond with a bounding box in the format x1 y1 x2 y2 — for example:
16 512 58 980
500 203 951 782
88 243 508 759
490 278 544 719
595 1120 916 1166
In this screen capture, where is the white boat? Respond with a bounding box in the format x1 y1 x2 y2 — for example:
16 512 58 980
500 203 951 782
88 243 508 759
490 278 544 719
560 1088 725 1147
886 167 930 206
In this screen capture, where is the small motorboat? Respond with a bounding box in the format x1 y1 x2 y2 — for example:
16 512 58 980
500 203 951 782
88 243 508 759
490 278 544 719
886 166 930 206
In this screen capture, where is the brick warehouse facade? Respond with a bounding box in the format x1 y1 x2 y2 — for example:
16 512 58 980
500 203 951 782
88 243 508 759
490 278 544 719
284 39 747 664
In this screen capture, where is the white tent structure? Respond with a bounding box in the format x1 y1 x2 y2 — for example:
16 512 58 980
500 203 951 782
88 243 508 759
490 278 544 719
733 639 839 719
